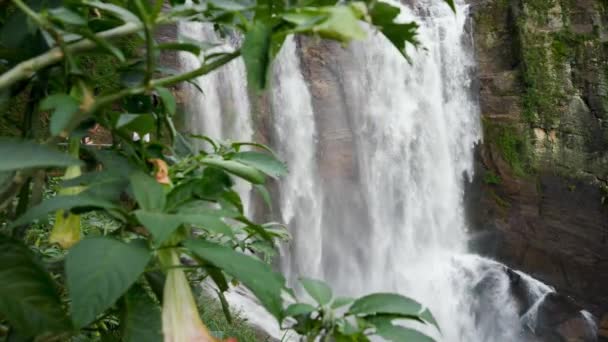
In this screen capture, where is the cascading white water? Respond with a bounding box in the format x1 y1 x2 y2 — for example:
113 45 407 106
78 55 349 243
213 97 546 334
178 1 595 340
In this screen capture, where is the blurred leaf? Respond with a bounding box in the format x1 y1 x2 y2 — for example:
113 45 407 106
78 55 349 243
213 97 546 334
184 239 286 319
208 0 251 11
155 87 176 116
48 7 86 26
66 237 151 328
241 21 271 90
444 0 456 12
348 293 423 318
116 113 156 135
254 184 272 209
284 303 316 317
300 277 332 305
40 94 80 136
10 194 118 228
180 213 233 236
122 285 163 342
0 235 71 337
0 139 82 171
419 308 440 331
232 151 287 178
129 172 166 211
202 157 266 184
332 297 354 309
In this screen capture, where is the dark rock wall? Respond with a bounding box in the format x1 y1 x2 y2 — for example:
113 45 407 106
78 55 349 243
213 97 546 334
469 0 608 331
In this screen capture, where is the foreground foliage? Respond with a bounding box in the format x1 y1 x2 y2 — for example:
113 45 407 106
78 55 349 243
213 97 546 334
0 0 454 340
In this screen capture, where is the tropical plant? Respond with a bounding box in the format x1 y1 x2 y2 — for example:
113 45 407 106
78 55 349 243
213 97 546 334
0 0 454 340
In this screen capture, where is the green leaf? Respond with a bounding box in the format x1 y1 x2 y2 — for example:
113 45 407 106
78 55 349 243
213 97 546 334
122 285 163 342
369 317 435 342
241 21 271 90
184 239 285 319
332 296 354 309
202 157 266 184
156 87 176 116
10 194 118 228
284 303 316 317
134 211 182 245
300 277 332 305
0 235 71 337
66 237 151 328
83 0 141 23
208 0 250 11
0 139 82 172
369 2 419 58
40 94 81 136
232 151 287 178
348 293 423 317
130 172 166 211
48 7 86 26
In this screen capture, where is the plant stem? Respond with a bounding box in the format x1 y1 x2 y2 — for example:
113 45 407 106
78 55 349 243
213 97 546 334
0 22 142 90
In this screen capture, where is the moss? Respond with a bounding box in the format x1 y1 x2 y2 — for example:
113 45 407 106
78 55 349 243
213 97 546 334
483 171 502 185
484 119 532 176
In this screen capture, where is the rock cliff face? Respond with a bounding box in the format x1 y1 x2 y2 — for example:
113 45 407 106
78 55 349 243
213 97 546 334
468 0 608 333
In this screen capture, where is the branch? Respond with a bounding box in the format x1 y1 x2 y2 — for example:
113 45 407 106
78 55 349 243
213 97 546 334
88 50 241 112
0 22 142 90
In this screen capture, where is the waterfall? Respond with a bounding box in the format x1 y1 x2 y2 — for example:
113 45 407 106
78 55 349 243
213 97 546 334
178 1 594 341
178 22 253 212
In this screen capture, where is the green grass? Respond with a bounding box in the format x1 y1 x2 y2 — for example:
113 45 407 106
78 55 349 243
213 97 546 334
198 294 271 342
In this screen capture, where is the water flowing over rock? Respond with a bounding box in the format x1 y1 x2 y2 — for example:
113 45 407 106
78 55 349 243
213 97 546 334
177 0 599 340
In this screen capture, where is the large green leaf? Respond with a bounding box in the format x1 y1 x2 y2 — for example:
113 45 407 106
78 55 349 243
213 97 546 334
232 151 287 178
130 172 166 211
134 211 182 245
122 285 163 342
0 235 71 337
10 194 118 228
300 277 332 306
202 157 266 184
241 21 271 90
66 238 151 328
184 239 285 319
180 214 233 236
0 139 82 172
348 293 423 317
369 2 419 58
284 4 366 42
